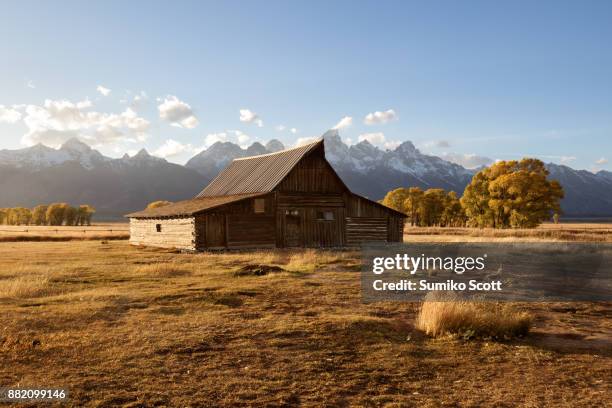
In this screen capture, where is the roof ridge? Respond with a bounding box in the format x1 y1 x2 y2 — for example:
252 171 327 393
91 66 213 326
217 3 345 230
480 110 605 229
233 138 322 161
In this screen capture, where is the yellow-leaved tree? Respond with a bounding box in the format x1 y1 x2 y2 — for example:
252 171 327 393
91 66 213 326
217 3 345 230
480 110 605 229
146 200 173 210
461 158 563 228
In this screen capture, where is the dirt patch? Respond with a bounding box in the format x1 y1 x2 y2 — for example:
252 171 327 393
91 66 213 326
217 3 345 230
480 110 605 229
233 264 285 277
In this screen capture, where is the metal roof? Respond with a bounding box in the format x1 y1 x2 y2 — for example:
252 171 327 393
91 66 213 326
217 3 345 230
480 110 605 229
196 139 323 197
125 193 265 218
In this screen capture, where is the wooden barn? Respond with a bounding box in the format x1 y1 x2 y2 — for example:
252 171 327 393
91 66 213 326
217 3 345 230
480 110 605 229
126 139 406 251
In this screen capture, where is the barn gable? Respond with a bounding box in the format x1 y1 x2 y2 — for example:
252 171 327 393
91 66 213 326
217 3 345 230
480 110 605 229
196 139 348 197
127 138 405 250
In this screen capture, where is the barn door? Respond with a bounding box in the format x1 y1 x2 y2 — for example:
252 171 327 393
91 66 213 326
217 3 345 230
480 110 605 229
284 213 302 247
205 214 226 248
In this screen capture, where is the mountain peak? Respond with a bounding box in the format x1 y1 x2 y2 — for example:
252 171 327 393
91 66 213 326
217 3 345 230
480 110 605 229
60 137 91 152
265 139 285 153
134 148 151 158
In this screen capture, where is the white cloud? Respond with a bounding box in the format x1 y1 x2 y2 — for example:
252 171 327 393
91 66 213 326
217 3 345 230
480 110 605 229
205 132 228 147
358 132 386 145
440 152 494 169
239 109 263 127
290 127 297 134
560 156 576 164
96 85 111 96
158 95 199 129
236 130 250 147
595 157 608 165
153 139 193 158
357 132 401 150
0 105 22 123
26 80 36 89
20 98 150 147
275 125 286 131
295 136 319 147
332 116 352 130
364 109 397 125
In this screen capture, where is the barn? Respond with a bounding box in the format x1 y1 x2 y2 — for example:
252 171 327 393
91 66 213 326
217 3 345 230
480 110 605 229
126 139 406 250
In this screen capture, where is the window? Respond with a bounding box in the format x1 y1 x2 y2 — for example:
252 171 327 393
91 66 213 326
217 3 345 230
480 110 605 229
317 211 335 221
156 224 162 232
254 198 265 213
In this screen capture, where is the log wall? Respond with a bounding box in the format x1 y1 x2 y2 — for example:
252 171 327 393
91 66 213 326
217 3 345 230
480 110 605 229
129 217 196 250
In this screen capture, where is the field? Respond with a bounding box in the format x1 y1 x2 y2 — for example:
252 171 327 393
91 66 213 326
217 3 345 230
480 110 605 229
0 225 610 407
0 223 129 242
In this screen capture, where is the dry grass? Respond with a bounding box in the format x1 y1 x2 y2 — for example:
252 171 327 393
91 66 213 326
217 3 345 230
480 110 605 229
416 292 532 339
405 222 612 242
0 238 610 406
0 222 129 242
0 274 51 298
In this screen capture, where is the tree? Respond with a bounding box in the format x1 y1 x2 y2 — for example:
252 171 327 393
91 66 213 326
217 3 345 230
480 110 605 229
381 188 409 214
0 208 8 225
64 206 78 226
7 207 32 225
46 203 69 226
403 187 424 226
418 189 446 227
441 191 465 227
461 158 564 229
77 205 95 226
146 200 173 210
32 205 48 225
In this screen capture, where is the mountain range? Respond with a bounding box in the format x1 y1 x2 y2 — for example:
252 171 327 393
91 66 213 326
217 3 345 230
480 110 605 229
1 132 611 219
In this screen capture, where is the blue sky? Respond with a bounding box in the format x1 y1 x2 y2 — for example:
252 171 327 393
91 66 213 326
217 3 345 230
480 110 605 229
0 0 610 171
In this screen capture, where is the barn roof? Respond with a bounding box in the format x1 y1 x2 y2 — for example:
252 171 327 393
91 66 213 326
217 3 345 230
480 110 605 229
196 139 329 197
125 192 265 218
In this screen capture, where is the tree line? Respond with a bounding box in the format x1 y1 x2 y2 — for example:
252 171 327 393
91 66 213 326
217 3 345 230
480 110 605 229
382 158 564 228
0 204 96 226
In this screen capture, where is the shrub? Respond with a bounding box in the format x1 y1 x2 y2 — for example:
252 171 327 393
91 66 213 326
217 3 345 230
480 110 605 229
416 292 532 340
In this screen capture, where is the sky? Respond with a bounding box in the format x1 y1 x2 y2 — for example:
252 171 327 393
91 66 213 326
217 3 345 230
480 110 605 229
0 0 610 171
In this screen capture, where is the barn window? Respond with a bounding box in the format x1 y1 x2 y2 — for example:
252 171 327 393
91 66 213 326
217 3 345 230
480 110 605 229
317 211 334 221
254 198 265 213
156 224 162 232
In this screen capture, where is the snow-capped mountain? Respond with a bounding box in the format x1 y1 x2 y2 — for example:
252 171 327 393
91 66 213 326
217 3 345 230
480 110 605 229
0 138 109 170
0 139 207 219
0 134 611 218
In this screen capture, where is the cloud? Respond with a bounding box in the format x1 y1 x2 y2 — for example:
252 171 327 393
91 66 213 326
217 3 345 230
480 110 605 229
364 109 397 125
332 116 352 130
20 98 150 147
158 95 199 129
205 132 228 147
275 125 286 131
290 128 297 134
96 85 111 96
560 156 576 164
357 132 401 150
295 136 319 147
440 152 494 169
595 157 608 165
26 80 35 89
239 109 263 127
236 130 250 147
358 132 386 145
153 139 193 158
0 105 22 123
275 124 297 134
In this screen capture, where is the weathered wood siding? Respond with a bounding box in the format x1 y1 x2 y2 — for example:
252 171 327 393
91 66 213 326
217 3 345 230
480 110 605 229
130 217 196 250
194 194 276 250
345 217 388 245
277 146 346 193
345 193 404 245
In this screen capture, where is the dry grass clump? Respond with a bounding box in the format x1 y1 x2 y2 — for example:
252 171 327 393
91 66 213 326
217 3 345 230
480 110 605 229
132 262 191 278
286 249 351 272
0 275 52 298
0 234 129 242
416 292 532 340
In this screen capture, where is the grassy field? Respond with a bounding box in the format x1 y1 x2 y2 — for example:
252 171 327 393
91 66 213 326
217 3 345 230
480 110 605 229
0 223 129 241
0 226 610 406
405 222 612 242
